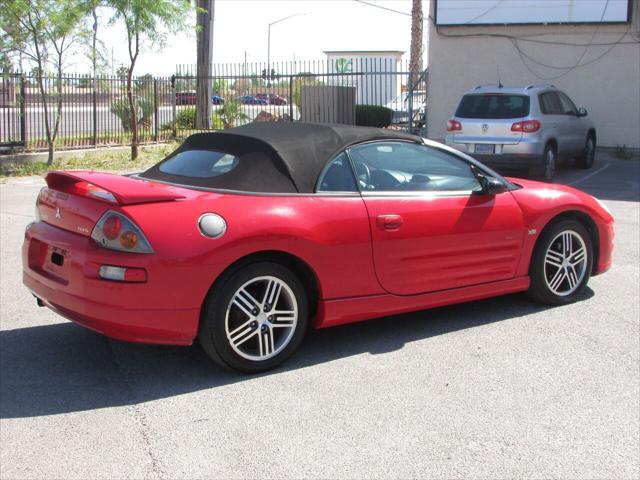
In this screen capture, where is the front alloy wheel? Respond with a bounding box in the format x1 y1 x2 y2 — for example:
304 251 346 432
527 219 593 305
543 231 588 296
199 262 308 372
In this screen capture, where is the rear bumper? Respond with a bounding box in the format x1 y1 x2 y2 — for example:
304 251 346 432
445 137 545 170
22 221 199 345
470 153 545 170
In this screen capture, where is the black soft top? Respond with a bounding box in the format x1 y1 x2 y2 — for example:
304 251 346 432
141 122 422 193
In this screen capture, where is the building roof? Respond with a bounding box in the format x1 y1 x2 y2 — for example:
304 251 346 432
141 122 421 193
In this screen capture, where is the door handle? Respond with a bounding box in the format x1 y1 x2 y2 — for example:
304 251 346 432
377 214 403 230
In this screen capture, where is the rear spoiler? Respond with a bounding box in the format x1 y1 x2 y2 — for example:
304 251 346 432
45 171 185 205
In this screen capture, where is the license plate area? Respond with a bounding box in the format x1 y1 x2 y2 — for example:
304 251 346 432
29 240 70 285
474 144 495 154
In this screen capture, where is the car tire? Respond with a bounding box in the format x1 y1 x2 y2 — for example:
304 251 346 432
576 135 595 169
527 219 593 305
198 262 308 373
539 144 557 182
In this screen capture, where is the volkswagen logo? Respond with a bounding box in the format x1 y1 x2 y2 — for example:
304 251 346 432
482 124 489 133
55 207 61 219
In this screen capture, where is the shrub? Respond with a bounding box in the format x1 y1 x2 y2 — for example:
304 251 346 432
355 105 393 128
161 108 225 132
218 100 248 129
175 107 196 129
110 95 154 132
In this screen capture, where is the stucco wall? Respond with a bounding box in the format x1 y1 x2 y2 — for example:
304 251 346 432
427 1 640 148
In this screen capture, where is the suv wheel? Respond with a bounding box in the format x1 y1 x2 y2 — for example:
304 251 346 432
537 144 556 182
576 135 595 169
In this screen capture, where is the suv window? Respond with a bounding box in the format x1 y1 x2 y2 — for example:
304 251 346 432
539 92 570 115
348 142 481 192
317 152 358 192
557 92 577 115
455 94 530 119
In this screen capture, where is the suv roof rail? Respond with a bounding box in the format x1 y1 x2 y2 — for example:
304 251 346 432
474 84 502 90
525 83 556 90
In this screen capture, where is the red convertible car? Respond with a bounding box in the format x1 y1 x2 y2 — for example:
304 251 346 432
23 123 614 372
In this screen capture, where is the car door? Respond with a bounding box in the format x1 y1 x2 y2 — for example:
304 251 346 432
539 92 571 155
556 91 587 154
348 141 525 296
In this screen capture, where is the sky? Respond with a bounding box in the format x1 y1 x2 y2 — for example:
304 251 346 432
77 0 426 76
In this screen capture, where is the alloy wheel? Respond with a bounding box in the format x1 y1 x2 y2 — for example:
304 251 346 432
543 230 588 296
225 276 298 361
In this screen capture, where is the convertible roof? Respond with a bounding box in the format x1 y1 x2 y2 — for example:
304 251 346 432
141 122 422 193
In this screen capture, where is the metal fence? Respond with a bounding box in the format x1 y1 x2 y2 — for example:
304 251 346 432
1 60 427 153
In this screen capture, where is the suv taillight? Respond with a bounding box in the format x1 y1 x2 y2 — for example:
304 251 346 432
91 211 153 254
511 120 541 133
447 119 462 131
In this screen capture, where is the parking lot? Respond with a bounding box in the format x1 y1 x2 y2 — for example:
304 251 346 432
1 153 638 479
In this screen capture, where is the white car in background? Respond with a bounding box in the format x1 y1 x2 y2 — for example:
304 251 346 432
386 90 426 127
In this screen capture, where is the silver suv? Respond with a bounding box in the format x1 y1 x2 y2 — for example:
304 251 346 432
445 84 596 182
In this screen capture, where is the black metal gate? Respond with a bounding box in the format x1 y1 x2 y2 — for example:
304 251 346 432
0 75 25 148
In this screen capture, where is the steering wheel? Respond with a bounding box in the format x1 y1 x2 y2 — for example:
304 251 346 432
354 161 371 190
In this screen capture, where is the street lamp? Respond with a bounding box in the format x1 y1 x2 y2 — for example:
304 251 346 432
267 13 305 86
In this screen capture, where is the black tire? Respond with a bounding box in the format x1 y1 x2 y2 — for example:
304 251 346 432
539 143 557 182
198 262 308 373
576 134 596 169
527 219 593 305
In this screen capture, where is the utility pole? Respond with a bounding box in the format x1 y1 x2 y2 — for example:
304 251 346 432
267 14 305 88
196 0 214 129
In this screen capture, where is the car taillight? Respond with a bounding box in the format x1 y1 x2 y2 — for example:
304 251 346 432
102 215 122 240
92 211 153 254
447 119 462 131
511 120 541 133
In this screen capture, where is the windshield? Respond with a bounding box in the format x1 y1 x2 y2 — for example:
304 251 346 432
456 94 530 119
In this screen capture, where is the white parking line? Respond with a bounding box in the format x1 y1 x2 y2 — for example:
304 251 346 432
568 163 611 186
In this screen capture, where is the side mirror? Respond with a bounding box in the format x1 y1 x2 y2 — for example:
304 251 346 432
577 107 588 117
470 165 508 195
476 175 508 196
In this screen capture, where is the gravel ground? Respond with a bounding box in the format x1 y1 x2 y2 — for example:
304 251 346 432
1 153 638 479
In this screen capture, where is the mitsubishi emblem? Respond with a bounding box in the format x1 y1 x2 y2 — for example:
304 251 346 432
55 207 61 219
482 123 489 133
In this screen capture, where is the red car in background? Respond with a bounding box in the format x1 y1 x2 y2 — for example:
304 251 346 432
175 91 196 105
22 123 614 373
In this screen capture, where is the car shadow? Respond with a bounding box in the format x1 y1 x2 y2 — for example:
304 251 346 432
1 289 594 419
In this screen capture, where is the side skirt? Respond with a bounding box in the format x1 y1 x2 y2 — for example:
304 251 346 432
314 276 530 329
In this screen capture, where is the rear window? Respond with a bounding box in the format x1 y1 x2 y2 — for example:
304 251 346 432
455 94 530 119
140 135 297 193
159 150 239 178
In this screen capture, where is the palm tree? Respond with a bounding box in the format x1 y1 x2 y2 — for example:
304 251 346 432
409 0 423 79
195 0 214 129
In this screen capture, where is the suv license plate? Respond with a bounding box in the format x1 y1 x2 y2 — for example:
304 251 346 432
475 144 495 154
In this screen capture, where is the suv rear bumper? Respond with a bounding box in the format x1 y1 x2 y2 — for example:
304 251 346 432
22 221 199 345
445 138 545 171
470 153 544 169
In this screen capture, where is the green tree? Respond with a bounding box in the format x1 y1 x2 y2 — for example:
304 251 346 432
2 0 90 165
107 0 192 159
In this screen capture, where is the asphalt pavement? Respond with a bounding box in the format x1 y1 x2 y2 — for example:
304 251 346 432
0 153 638 479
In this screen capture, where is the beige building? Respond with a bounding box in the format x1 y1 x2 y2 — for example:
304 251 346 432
427 1 640 149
